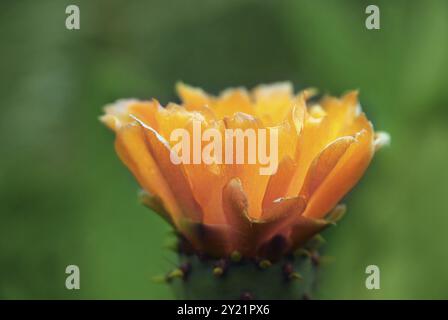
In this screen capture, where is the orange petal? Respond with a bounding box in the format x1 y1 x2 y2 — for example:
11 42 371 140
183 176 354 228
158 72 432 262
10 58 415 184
174 117 227 225
286 115 326 197
222 179 307 256
262 156 296 210
303 123 374 219
253 196 307 253
213 88 254 118
223 113 270 219
139 190 174 226
287 92 367 197
100 99 159 132
133 116 203 222
176 82 211 110
253 82 294 125
155 104 206 143
320 91 361 137
300 136 356 200
290 92 307 135
222 178 252 252
222 178 251 229
114 123 183 225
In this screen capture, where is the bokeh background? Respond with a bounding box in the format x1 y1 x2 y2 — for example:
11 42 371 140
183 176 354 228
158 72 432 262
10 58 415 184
1 0 448 299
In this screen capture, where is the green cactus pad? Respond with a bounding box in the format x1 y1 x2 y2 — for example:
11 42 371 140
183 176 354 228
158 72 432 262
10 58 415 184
168 252 319 300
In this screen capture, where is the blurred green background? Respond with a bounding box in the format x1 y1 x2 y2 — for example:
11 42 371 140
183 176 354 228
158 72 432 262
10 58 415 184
1 0 448 299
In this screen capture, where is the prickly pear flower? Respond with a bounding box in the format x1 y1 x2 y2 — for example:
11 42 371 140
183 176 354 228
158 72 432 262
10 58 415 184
101 82 389 260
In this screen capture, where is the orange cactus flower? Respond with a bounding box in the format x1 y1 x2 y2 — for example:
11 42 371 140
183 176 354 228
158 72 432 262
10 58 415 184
100 82 388 259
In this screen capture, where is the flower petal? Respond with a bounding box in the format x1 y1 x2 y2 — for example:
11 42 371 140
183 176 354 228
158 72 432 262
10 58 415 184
253 82 294 125
222 179 307 256
139 190 174 226
299 136 356 200
114 122 184 225
302 124 374 219
223 112 270 219
222 178 252 252
213 88 254 118
262 156 295 210
133 116 203 222
222 178 251 229
100 99 159 132
287 92 369 197
176 82 211 110
253 196 307 253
